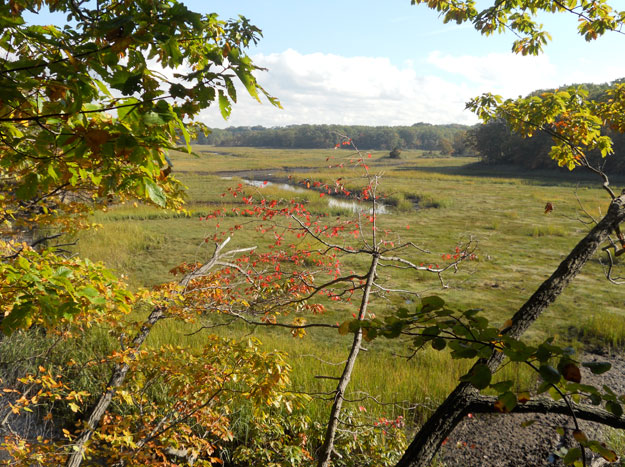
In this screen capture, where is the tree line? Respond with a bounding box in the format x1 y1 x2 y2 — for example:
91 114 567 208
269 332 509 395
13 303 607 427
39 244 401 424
195 123 472 154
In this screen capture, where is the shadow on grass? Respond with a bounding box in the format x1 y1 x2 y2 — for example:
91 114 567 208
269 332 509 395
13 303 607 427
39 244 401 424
397 161 625 187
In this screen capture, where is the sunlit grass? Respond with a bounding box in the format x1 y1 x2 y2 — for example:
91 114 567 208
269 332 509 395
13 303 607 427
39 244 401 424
67 145 625 435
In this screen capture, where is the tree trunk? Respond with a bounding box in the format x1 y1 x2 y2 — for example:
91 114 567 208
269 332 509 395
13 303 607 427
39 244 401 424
396 193 625 467
65 306 165 467
318 253 379 467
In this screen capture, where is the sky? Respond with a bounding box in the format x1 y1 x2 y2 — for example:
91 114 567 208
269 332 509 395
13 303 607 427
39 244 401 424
25 0 625 128
185 0 624 128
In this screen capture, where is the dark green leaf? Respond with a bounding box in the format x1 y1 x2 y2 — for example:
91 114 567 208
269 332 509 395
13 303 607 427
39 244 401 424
490 380 514 392
539 364 560 384
582 361 612 375
462 363 491 390
589 393 602 405
451 346 477 359
431 338 446 350
606 400 623 418
421 296 445 311
16 173 38 200
422 326 440 337
396 307 410 318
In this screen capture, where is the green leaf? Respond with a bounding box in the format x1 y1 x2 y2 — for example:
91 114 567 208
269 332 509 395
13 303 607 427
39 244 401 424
431 338 446 350
563 447 581 465
451 346 477 359
396 307 410 318
144 178 167 207
490 380 513 392
143 111 166 126
121 73 143 95
538 364 560 384
606 400 623 418
218 90 232 119
421 295 445 311
80 286 99 299
462 363 491 390
413 336 425 347
582 361 612 375
422 326 440 337
384 320 403 338
16 173 38 200
589 443 618 462
494 391 517 413
1 302 34 334
589 393 602 405
117 98 141 120
348 320 361 333
234 66 260 102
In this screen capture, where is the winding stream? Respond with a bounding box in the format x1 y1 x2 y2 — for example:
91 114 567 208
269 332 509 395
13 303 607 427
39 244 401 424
240 178 388 214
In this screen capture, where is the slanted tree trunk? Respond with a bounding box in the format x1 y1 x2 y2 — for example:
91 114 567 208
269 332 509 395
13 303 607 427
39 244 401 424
397 193 625 467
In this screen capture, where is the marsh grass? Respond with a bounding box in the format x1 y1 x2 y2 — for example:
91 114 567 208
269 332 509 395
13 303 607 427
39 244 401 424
581 313 625 348
68 145 625 433
529 224 568 237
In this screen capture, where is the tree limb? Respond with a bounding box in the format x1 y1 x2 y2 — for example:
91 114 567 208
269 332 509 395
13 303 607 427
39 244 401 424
469 395 625 430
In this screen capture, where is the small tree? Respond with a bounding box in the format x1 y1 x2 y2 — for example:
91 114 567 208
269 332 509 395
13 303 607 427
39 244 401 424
389 147 402 159
392 1 625 466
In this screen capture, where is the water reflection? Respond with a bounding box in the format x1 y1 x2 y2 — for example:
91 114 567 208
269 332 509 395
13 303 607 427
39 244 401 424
239 178 387 214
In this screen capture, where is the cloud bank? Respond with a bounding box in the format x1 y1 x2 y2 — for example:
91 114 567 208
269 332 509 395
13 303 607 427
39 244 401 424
198 48 623 128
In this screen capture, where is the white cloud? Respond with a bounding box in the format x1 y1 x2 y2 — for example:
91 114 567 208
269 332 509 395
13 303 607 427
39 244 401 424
566 58 625 86
425 51 561 98
197 48 625 128
199 49 480 128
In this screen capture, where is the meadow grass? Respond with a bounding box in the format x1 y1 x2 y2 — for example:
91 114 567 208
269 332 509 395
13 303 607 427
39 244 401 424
71 145 625 427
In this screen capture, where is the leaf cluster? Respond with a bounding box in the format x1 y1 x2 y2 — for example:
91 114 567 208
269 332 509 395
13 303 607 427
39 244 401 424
411 0 625 55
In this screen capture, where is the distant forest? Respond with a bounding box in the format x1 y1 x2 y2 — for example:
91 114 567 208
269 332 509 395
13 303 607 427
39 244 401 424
470 79 625 174
197 79 625 174
194 123 473 155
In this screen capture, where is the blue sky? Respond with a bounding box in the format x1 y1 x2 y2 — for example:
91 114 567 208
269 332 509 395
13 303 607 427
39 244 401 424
25 1 625 127
188 0 624 128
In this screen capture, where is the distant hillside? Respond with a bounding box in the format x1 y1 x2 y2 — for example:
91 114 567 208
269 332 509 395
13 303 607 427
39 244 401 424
470 78 625 174
194 123 473 154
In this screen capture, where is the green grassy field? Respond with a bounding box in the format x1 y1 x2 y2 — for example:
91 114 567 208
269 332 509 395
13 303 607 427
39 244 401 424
72 145 625 426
